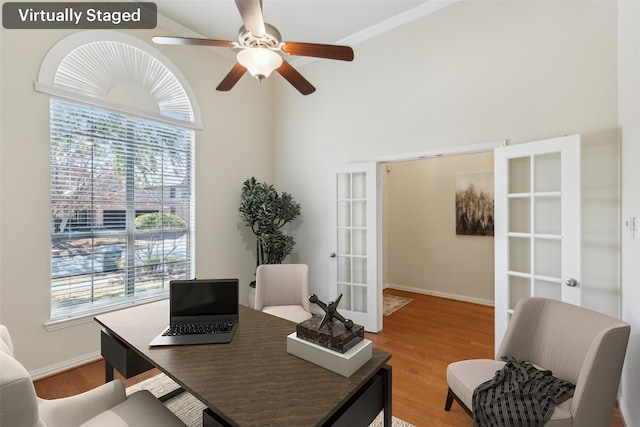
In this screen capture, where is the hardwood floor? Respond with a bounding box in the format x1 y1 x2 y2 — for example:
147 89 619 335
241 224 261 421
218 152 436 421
33 358 160 400
368 290 494 427
34 290 625 427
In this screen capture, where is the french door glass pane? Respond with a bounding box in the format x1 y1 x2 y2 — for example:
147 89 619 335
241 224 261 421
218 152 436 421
352 201 367 227
508 275 530 310
534 278 562 300
352 257 367 284
535 152 561 192
353 285 367 313
535 196 561 235
338 283 352 308
509 236 531 273
337 229 351 255
509 197 530 233
352 172 367 199
352 229 367 256
337 201 351 227
338 256 351 282
509 157 531 193
535 239 561 278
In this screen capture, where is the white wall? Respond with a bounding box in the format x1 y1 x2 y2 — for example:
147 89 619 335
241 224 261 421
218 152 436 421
0 22 273 373
273 0 620 315
619 2 640 425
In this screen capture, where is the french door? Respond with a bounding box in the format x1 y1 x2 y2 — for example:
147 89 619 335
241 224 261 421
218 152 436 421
329 163 382 332
494 135 581 350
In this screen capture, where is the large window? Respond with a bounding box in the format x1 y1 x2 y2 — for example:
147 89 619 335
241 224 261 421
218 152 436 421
50 98 194 320
37 33 200 323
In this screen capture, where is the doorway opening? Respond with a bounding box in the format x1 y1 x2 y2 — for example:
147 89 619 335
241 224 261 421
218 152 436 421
375 141 502 328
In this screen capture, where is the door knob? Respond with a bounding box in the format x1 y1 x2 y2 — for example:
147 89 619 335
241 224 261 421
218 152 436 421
564 278 578 287
330 252 336 258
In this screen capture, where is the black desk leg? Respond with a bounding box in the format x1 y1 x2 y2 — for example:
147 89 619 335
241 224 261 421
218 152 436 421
382 365 392 427
159 387 186 402
203 408 232 427
105 360 115 383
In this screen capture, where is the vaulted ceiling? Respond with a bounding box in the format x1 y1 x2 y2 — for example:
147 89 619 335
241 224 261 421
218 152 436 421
154 0 451 52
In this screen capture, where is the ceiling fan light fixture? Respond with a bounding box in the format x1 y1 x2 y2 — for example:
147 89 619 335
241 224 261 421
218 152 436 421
237 48 282 81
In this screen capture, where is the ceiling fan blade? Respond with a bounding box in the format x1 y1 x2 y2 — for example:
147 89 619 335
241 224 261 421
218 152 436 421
235 0 266 37
281 42 354 62
152 36 236 49
216 63 247 92
275 61 315 95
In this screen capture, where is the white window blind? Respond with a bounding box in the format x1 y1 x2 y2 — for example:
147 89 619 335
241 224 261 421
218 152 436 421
50 98 194 320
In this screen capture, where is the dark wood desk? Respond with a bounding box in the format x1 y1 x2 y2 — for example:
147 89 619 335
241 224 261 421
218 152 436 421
95 300 392 427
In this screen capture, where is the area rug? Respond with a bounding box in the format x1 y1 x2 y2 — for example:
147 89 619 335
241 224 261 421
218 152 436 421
127 373 415 427
383 294 413 316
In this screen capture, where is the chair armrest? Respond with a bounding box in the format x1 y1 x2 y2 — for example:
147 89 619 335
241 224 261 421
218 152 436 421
38 380 126 427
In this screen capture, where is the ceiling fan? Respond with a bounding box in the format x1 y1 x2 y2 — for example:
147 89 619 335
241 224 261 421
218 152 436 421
152 0 354 95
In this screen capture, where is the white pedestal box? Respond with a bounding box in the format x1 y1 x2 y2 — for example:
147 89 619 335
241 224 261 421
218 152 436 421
286 332 372 377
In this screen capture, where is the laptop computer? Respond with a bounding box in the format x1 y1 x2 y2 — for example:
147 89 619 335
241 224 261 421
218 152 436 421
149 278 239 347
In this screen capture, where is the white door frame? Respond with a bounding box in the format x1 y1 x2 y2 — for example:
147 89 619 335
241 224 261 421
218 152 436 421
374 141 506 164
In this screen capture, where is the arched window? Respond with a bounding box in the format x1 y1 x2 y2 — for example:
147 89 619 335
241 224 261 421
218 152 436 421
37 31 200 322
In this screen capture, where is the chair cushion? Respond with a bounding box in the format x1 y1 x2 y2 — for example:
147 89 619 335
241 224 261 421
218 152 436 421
447 359 573 426
38 380 127 427
262 305 312 323
447 359 505 409
0 352 43 427
80 390 186 427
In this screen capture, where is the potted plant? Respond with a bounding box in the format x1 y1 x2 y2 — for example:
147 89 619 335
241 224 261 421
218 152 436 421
239 177 301 288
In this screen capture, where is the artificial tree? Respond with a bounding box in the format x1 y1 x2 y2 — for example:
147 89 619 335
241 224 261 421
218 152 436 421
238 177 301 279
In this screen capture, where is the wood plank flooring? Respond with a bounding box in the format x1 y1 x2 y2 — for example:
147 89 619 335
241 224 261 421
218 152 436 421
368 290 494 427
34 290 625 427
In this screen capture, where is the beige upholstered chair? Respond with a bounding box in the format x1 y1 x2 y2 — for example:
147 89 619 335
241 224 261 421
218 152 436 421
445 297 630 427
0 325 186 427
255 263 313 323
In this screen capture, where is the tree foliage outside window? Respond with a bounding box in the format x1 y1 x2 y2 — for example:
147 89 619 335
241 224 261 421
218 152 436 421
50 99 194 319
134 212 187 277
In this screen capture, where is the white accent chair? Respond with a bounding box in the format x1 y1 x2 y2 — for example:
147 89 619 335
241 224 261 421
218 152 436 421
445 297 630 427
0 325 186 427
255 264 313 323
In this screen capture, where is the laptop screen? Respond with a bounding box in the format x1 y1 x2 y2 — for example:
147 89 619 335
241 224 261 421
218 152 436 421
170 279 239 318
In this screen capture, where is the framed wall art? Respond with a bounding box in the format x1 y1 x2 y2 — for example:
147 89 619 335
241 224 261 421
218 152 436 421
455 171 494 236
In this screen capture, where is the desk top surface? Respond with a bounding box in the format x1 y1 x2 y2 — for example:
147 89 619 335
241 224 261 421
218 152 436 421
95 300 391 427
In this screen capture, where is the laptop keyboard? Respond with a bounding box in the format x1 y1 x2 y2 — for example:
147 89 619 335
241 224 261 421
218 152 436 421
163 322 235 336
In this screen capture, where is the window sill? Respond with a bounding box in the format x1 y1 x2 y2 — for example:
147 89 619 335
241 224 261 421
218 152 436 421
45 294 168 331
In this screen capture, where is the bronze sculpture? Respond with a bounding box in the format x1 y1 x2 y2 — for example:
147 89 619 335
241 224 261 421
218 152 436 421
309 294 354 330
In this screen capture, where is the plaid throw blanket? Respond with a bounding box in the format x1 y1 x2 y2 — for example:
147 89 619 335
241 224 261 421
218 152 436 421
472 358 575 427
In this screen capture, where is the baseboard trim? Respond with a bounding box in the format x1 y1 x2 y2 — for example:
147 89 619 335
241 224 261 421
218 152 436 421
617 397 629 427
30 351 101 380
384 283 494 307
